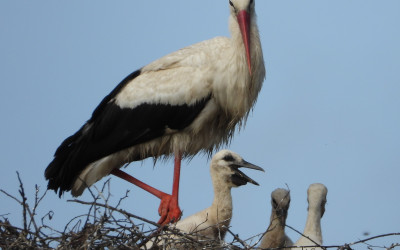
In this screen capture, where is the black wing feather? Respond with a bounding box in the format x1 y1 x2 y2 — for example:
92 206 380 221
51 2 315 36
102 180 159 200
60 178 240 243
45 69 211 196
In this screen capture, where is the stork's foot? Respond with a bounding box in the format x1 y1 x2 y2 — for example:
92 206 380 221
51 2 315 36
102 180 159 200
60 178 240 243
157 194 182 225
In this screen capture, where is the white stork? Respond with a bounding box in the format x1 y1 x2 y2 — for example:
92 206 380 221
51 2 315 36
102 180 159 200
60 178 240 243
293 183 328 250
45 0 265 225
259 188 292 249
146 150 264 248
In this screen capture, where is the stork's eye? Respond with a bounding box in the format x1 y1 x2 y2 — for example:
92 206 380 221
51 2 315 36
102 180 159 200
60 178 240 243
229 0 238 13
223 154 235 162
250 0 254 4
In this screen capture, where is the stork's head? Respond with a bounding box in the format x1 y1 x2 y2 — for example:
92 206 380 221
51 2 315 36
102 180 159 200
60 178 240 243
210 149 264 188
307 183 328 218
229 0 255 74
271 188 291 224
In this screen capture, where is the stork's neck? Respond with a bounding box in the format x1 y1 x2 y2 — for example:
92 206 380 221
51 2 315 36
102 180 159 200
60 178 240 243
260 209 287 248
301 205 323 245
217 14 265 121
269 209 285 230
229 13 264 80
209 181 233 236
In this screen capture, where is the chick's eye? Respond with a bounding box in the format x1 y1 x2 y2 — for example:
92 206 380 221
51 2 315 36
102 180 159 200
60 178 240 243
229 0 234 7
223 154 235 162
250 0 254 4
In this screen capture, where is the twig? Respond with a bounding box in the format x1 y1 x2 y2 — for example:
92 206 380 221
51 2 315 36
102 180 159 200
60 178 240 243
348 233 400 247
17 172 28 233
67 199 159 227
286 224 326 249
226 227 250 249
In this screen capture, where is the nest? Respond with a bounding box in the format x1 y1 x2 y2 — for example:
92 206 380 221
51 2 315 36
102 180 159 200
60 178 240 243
1 172 399 249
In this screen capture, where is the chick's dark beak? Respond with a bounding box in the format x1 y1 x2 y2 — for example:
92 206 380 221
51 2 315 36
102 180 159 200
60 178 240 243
230 160 265 186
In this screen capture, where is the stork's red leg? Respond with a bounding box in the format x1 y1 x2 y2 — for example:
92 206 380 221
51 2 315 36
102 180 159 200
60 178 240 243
110 153 183 225
157 152 182 224
111 169 167 199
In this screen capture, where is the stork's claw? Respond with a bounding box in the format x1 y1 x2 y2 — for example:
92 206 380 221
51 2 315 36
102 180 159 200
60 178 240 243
157 194 182 225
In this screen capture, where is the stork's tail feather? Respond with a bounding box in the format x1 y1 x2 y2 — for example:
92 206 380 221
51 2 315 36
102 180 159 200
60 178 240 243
45 129 85 197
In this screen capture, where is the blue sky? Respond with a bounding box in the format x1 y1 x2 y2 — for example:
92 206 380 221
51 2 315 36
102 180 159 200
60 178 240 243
1 0 399 248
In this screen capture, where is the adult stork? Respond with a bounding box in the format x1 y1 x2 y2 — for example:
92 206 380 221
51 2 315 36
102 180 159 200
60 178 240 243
45 0 265 225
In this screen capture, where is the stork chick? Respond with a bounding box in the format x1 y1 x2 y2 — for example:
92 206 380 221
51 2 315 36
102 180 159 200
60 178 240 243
293 183 328 250
259 188 292 249
146 150 264 248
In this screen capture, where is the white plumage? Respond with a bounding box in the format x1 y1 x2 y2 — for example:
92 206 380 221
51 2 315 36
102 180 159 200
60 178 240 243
145 150 264 248
293 183 328 250
259 188 293 249
72 0 265 193
45 0 265 224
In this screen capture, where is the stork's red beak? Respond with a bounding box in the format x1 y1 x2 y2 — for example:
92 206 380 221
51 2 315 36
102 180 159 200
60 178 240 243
237 10 252 75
